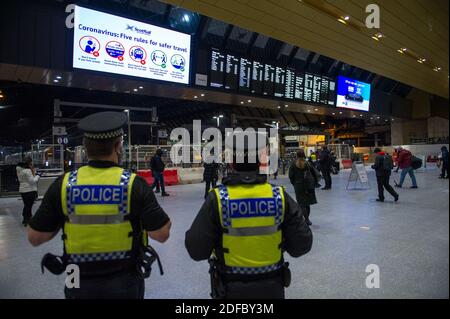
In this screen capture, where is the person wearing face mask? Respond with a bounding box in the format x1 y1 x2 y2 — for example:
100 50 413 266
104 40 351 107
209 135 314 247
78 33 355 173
27 112 171 299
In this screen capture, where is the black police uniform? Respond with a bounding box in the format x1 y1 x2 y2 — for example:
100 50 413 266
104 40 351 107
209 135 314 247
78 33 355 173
185 171 313 299
29 112 170 299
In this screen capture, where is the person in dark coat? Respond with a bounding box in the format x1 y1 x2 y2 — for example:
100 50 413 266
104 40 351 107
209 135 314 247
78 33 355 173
289 149 317 225
371 148 399 202
439 146 449 179
150 149 169 196
203 161 219 198
319 145 332 190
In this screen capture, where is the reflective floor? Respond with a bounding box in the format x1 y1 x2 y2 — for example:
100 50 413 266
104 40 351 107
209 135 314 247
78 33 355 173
0 167 448 299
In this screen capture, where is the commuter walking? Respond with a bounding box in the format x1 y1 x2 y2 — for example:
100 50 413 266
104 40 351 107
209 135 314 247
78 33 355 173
439 146 449 179
289 149 318 225
203 160 219 199
16 156 40 226
371 148 399 202
185 131 312 299
150 149 169 196
395 147 418 188
27 112 171 299
319 145 332 189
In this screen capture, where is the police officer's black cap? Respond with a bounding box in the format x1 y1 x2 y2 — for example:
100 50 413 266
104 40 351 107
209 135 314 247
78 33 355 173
78 111 127 140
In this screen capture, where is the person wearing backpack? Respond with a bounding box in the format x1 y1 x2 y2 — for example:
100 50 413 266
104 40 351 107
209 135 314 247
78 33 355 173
371 148 399 202
395 146 418 189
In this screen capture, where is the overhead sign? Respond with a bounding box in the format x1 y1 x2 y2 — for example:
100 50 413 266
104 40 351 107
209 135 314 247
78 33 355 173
53 126 67 136
73 6 191 84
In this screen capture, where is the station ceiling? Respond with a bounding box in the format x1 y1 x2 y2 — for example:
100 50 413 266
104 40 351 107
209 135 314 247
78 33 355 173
163 0 449 98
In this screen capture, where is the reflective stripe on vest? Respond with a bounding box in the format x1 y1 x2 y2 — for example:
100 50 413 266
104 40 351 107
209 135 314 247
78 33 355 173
68 214 125 225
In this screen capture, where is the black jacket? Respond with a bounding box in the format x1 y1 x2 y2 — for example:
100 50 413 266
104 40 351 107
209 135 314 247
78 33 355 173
150 155 165 173
185 172 313 264
288 161 317 206
319 149 332 170
203 162 219 182
371 153 391 177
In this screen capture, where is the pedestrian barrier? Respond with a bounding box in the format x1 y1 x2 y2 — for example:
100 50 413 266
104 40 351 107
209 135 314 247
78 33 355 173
136 169 179 186
341 159 353 169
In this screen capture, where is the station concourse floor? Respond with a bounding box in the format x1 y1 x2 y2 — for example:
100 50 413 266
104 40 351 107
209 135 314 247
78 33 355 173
0 167 448 299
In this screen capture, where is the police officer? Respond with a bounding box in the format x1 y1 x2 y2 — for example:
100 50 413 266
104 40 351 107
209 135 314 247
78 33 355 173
27 111 171 299
185 132 313 299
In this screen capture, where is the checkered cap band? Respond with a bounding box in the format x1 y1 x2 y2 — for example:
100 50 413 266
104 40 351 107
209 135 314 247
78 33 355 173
84 128 124 140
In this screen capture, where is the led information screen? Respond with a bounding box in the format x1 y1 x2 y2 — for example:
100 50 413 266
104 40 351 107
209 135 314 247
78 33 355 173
294 73 304 101
225 54 239 90
320 77 329 105
73 6 191 84
251 61 264 94
239 57 252 93
328 79 336 106
274 66 286 98
263 64 275 96
304 73 314 102
210 49 225 88
336 75 371 111
284 68 295 99
312 75 322 103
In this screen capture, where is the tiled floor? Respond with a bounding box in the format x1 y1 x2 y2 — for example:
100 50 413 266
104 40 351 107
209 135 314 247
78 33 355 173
0 167 448 299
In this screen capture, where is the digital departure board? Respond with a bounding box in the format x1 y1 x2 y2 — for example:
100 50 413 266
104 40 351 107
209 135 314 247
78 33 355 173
304 73 314 102
263 64 275 96
274 66 286 98
320 77 329 105
210 50 225 88
239 57 252 93
312 75 322 103
294 73 304 101
208 48 338 108
224 54 239 90
251 61 264 95
284 68 295 99
328 79 336 106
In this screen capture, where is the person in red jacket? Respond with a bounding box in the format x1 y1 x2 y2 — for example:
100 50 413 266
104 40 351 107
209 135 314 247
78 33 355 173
395 147 418 188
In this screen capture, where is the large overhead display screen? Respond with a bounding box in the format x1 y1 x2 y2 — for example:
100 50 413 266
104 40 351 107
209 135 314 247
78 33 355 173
225 54 239 90
210 49 225 88
336 76 371 111
73 6 191 84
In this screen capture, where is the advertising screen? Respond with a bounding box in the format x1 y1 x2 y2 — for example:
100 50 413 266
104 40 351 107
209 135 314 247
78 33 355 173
336 76 371 111
73 6 191 84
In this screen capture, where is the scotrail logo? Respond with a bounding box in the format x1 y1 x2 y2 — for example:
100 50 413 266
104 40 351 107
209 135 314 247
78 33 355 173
126 24 152 36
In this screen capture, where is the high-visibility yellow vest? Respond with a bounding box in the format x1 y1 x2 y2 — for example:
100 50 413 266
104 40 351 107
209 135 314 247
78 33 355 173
61 166 145 264
214 183 285 275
